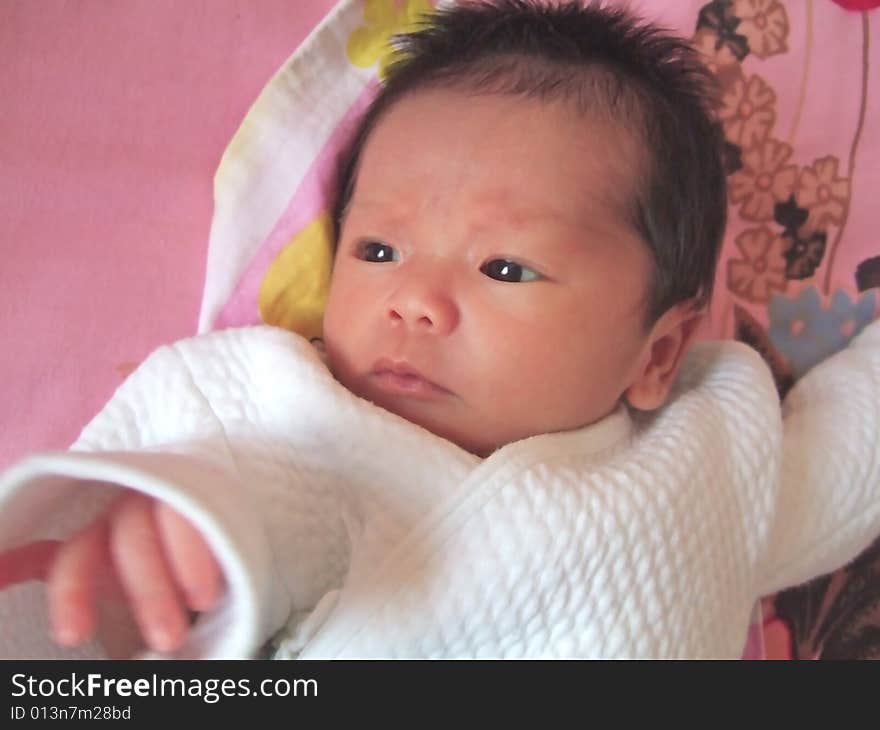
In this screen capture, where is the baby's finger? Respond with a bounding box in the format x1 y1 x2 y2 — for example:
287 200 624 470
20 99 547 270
108 495 189 653
47 523 108 647
0 540 60 589
153 501 223 612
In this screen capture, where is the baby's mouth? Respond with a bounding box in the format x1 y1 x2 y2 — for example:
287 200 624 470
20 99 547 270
369 358 453 400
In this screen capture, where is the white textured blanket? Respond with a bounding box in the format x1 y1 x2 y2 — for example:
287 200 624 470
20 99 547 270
1 322 879 658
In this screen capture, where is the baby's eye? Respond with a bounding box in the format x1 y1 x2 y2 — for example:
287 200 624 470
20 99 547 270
356 240 400 263
480 259 541 283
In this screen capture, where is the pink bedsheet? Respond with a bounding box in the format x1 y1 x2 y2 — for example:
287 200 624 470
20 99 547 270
2 0 878 660
0 0 338 469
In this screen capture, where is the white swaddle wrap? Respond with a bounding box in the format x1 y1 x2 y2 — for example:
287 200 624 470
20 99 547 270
1 322 879 658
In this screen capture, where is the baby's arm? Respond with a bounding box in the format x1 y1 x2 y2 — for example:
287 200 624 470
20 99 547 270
0 327 352 658
758 316 880 596
0 493 221 652
0 448 281 659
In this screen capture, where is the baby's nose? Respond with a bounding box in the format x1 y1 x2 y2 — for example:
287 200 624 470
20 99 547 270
387 280 459 335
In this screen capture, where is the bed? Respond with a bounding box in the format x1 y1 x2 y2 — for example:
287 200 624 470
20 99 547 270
2 0 877 659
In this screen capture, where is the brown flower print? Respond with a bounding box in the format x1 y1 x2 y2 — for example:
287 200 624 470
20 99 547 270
727 226 789 302
692 28 743 88
720 74 776 148
856 256 880 293
773 537 880 659
729 138 798 221
783 229 827 280
732 0 789 59
797 156 850 231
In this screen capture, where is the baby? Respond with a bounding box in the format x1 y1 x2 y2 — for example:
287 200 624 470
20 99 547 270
1 0 878 659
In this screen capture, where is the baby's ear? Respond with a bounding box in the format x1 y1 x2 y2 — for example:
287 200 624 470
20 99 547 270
625 302 704 411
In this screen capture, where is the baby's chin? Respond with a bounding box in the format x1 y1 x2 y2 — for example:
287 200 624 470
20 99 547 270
420 423 499 459
328 362 527 457
386 404 496 457
364 393 500 458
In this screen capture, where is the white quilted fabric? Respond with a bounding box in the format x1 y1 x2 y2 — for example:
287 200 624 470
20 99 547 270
0 321 878 658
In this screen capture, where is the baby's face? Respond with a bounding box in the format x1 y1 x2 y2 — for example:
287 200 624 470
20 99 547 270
323 88 654 456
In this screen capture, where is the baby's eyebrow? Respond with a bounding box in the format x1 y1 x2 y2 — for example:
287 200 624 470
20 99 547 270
344 197 408 226
477 204 567 230
467 199 604 239
346 192 628 246
351 193 571 228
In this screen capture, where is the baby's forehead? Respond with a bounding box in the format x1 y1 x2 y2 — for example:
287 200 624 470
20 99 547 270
355 89 644 231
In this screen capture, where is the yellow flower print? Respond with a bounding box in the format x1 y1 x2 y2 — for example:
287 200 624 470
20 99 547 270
796 156 850 231
732 0 789 59
729 138 798 221
727 227 789 303
347 0 435 82
720 74 775 148
259 214 334 341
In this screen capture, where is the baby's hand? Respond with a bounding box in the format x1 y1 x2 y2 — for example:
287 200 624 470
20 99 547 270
0 493 223 654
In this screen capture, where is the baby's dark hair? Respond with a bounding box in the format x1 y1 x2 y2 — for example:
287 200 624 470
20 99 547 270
332 0 727 325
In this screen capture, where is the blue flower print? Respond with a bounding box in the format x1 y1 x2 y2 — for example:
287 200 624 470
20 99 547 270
768 286 877 379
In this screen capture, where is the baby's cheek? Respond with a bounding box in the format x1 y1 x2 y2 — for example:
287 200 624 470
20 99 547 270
321 313 355 379
524 354 616 430
322 288 356 351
